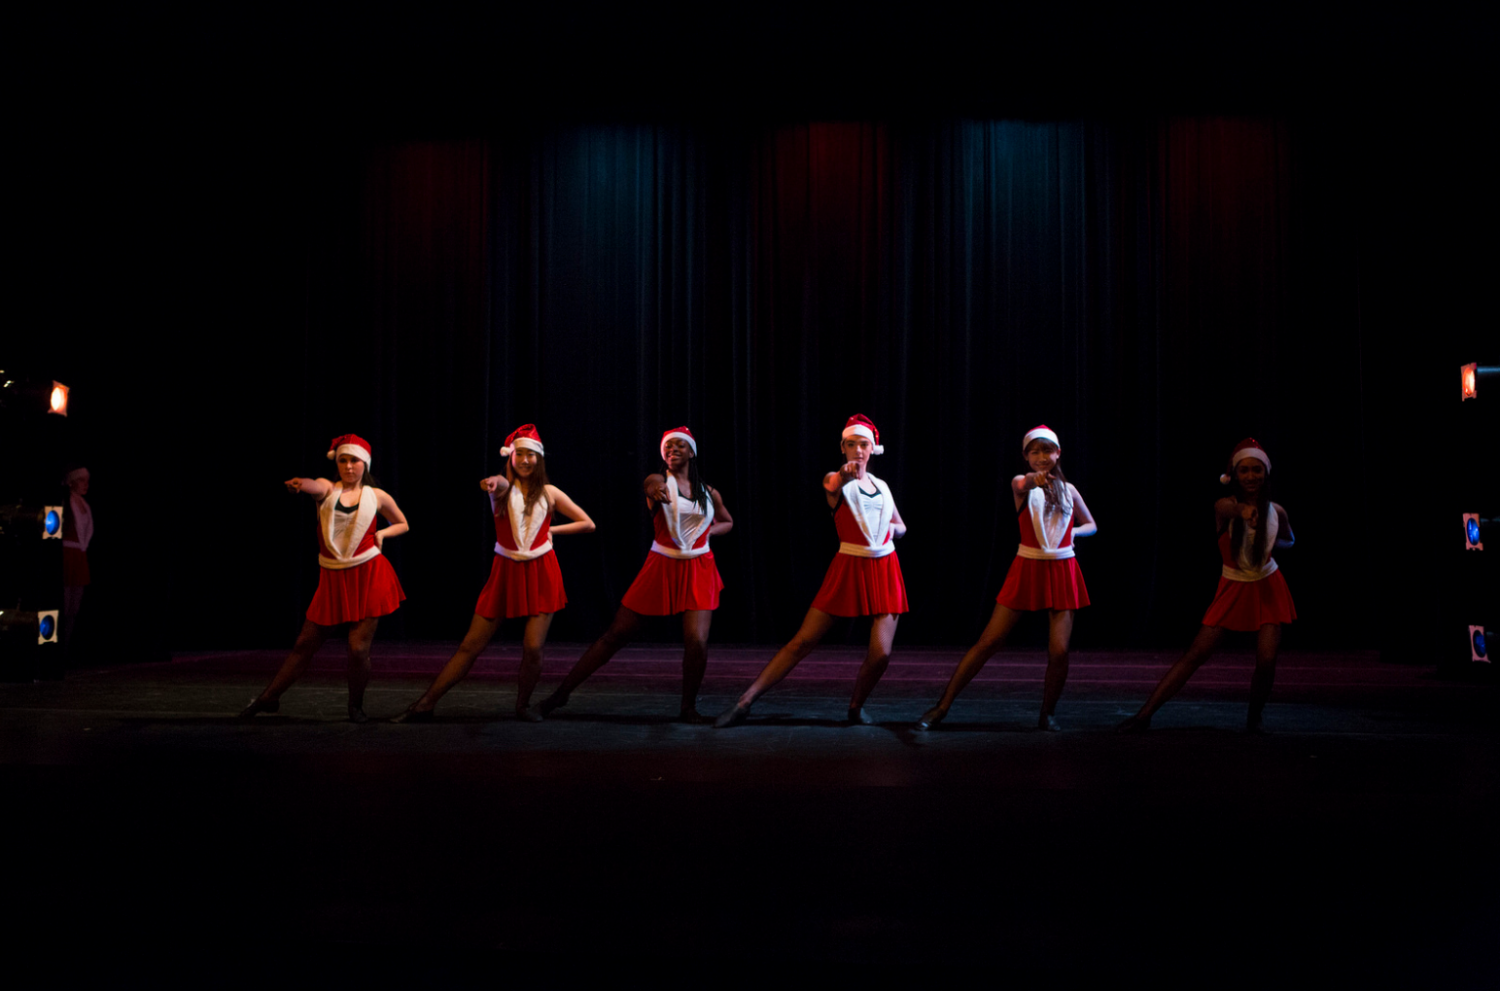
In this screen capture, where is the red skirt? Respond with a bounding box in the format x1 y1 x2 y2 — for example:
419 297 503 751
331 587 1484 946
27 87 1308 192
474 550 567 620
63 547 91 587
621 551 723 615
811 552 909 617
1201 571 1296 631
306 555 406 625
995 555 1090 611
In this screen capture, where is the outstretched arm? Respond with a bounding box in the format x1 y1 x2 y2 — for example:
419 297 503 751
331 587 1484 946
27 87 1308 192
285 477 333 499
643 473 673 511
373 489 410 547
547 486 596 536
707 486 734 537
481 474 511 515
823 462 860 507
1069 485 1097 538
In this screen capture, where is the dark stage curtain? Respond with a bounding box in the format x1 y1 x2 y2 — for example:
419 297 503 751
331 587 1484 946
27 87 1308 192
113 116 1406 652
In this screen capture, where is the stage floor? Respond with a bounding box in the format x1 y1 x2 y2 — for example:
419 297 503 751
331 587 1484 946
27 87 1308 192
3 644 1496 982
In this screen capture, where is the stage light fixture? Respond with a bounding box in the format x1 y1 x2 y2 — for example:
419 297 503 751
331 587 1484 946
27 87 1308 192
49 381 69 415
1464 513 1483 550
38 610 58 645
1472 626 1490 663
41 505 63 540
1461 362 1477 400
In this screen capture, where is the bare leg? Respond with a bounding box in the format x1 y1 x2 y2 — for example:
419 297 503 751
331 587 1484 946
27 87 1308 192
344 617 379 722
240 620 332 716
538 606 643 714
918 604 1024 728
398 613 502 716
515 612 554 714
1117 625 1226 731
847 613 900 724
1039 609 1073 731
1247 623 1280 733
714 608 839 726
679 610 712 722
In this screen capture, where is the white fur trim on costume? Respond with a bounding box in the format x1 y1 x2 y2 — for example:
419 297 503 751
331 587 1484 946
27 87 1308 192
651 540 712 560
327 443 373 468
841 423 884 456
1018 485 1076 560
317 484 382 570
500 437 545 458
65 467 89 484
494 484 553 561
838 473 896 556
656 478 713 556
660 431 698 459
1221 560 1278 582
67 493 93 552
1022 427 1060 452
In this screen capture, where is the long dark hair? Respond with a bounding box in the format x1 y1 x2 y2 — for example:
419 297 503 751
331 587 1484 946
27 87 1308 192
1229 474 1272 566
507 455 551 515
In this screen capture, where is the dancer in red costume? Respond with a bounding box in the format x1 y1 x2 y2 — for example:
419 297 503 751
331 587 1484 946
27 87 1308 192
918 425 1097 731
240 434 409 723
715 415 907 728
535 426 733 723
392 424 594 722
1119 438 1295 734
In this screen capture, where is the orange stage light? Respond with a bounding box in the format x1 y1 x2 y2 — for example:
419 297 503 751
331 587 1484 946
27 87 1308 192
49 381 69 416
1461 362 1477 400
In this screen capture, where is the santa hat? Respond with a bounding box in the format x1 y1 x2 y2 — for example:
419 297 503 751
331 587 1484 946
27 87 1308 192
841 414 884 455
1022 425 1060 452
500 424 545 458
1220 437 1271 484
326 433 373 467
660 426 697 459
64 466 89 484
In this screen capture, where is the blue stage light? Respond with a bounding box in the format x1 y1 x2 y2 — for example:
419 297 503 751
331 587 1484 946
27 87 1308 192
41 505 63 540
1474 629 1488 661
39 614 55 640
44 510 60 536
1469 519 1482 545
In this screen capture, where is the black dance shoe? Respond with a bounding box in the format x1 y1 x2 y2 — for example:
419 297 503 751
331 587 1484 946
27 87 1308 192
516 706 545 723
846 707 875 726
1115 714 1151 734
713 704 750 729
348 705 369 724
389 706 435 724
915 706 947 731
1039 713 1061 732
237 697 280 719
537 693 568 717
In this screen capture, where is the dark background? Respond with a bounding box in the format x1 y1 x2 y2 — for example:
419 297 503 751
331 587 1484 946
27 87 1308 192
9 7 1495 660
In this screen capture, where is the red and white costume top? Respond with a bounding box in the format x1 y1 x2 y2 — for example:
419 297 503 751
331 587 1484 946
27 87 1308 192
493 484 554 560
650 484 714 559
621 482 723 615
306 483 405 624
1201 504 1295 631
995 484 1090 611
833 474 897 558
810 473 908 617
475 483 567 619
317 484 384 568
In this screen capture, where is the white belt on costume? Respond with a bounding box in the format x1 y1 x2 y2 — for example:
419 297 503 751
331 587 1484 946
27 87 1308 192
839 541 894 559
651 540 710 560
63 541 85 551
1221 559 1277 582
495 539 553 562
319 546 381 570
1016 544 1075 561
